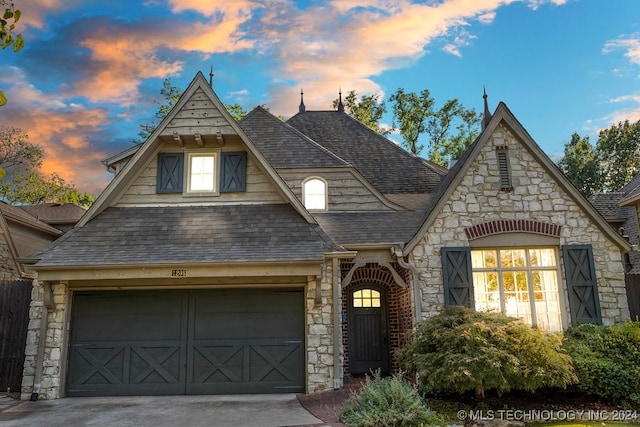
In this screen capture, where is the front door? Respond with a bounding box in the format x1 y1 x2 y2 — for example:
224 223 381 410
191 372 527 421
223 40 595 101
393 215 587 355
348 285 389 374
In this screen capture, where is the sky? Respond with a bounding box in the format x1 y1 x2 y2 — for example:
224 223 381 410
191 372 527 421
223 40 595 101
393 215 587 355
0 0 639 196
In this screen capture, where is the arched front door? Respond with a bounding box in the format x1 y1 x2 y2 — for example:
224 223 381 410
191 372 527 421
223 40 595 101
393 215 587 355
348 285 389 375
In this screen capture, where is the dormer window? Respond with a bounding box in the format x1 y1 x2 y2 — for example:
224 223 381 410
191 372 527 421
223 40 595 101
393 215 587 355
187 153 219 194
303 177 327 210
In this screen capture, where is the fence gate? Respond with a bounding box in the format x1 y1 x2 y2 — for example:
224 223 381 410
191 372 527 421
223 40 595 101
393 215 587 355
0 279 32 393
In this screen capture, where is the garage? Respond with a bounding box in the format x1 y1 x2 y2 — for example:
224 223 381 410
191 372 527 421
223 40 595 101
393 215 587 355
66 289 305 396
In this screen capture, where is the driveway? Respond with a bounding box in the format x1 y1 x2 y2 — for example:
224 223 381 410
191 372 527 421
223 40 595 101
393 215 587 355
0 394 326 427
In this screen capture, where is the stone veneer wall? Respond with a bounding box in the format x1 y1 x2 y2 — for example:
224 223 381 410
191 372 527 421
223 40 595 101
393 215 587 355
21 281 68 400
306 261 339 393
410 123 629 325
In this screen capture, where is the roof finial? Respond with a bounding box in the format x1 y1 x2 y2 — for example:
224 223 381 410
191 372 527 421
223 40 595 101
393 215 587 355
209 66 214 89
337 88 344 112
299 88 306 113
482 86 492 130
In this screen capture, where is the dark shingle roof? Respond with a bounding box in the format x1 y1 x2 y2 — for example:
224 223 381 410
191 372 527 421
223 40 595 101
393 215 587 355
286 111 444 194
314 210 428 245
589 193 627 221
34 204 341 267
240 107 348 169
20 203 86 225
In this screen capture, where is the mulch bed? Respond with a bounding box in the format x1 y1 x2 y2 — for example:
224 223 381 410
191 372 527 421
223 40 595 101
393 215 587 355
296 380 364 426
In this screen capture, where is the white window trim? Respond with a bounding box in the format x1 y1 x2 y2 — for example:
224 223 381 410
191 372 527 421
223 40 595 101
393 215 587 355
184 151 221 196
302 176 328 211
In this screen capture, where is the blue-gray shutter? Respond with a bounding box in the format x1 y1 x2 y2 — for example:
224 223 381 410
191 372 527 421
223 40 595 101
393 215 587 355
562 244 602 325
220 151 247 192
442 247 473 307
156 153 184 193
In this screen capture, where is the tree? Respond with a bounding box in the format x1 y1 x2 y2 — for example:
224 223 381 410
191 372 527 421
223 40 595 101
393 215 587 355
596 119 640 192
226 103 247 121
0 126 94 207
558 133 602 197
0 1 24 106
389 88 434 155
332 90 389 135
389 88 480 166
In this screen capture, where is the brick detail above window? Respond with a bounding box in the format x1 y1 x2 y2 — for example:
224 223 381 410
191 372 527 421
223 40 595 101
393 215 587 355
465 219 562 240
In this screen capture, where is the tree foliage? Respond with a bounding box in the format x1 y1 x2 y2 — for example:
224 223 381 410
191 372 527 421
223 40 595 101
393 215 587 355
557 133 601 197
389 88 434 156
559 119 640 195
226 103 247 121
597 119 640 191
332 90 389 135
0 126 94 207
398 308 576 399
1 0 25 106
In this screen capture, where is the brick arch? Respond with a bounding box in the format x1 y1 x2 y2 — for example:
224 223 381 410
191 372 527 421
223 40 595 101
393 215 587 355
465 219 562 240
340 263 413 377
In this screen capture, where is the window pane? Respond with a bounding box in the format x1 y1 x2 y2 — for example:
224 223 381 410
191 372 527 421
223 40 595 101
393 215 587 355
190 156 215 191
304 179 326 210
352 289 381 308
472 247 560 331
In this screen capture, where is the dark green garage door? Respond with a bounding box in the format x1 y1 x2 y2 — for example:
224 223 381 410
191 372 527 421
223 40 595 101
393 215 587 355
66 289 304 397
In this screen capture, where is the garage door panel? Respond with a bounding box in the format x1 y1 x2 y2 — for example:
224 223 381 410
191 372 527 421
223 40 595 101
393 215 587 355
68 289 304 396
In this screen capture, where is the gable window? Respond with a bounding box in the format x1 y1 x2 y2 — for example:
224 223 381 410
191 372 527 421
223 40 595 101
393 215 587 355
187 153 218 193
471 247 562 331
303 177 327 210
496 146 513 191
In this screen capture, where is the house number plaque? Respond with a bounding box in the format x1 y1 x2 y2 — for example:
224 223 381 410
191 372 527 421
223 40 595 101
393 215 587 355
171 269 187 277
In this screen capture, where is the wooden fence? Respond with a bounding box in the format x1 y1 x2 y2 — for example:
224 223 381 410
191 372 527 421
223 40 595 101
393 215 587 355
0 279 32 393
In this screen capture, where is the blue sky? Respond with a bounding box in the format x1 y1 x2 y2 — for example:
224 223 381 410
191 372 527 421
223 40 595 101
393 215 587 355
1 0 639 195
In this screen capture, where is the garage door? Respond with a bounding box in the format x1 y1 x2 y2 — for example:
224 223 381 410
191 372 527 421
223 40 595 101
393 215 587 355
66 289 304 396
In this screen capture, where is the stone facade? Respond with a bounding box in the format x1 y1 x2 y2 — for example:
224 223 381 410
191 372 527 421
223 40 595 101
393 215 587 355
306 261 339 393
409 123 629 325
21 281 68 400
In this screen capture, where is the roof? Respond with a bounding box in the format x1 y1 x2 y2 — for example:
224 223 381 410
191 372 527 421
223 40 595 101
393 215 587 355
314 210 427 246
34 204 341 267
20 203 86 225
286 110 445 194
0 202 62 236
240 107 348 168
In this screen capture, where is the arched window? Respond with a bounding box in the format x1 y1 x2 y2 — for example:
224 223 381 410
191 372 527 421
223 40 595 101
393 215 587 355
303 178 327 210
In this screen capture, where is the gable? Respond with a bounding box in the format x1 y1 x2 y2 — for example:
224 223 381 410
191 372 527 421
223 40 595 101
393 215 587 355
404 103 630 253
82 72 315 224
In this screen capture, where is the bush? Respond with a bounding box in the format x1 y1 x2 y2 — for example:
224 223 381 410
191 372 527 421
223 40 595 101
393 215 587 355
564 321 640 405
398 307 576 399
339 372 441 427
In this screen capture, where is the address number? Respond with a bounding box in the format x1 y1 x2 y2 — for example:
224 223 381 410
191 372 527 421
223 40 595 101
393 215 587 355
171 269 187 277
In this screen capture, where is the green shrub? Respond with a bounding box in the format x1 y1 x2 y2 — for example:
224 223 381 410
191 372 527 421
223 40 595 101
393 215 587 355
339 372 441 427
564 321 640 405
398 307 576 399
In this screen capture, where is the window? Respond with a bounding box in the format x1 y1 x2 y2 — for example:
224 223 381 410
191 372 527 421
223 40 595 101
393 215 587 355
187 153 217 193
471 248 562 331
303 178 327 210
352 289 381 308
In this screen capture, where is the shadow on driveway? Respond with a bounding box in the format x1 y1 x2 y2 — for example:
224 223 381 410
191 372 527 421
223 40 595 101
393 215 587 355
0 394 325 427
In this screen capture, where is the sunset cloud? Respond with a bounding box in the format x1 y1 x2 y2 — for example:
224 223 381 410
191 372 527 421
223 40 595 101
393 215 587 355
604 34 640 67
0 67 113 194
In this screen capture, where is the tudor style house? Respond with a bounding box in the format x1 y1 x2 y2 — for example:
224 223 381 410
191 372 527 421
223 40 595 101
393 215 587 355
21 72 631 400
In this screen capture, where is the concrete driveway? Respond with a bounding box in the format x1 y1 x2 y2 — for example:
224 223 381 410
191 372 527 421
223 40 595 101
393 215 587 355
0 394 325 427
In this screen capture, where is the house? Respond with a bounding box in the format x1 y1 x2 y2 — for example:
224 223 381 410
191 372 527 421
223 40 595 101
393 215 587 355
21 72 631 400
590 175 640 319
20 203 87 233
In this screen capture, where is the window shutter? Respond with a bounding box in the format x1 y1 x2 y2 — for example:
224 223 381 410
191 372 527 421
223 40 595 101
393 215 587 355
562 244 602 325
496 149 512 190
442 247 473 307
220 151 247 192
156 153 184 193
